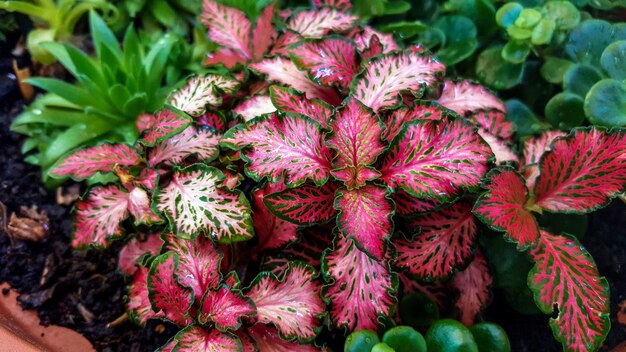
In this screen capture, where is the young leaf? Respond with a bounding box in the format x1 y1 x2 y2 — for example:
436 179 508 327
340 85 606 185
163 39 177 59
137 113 157 133
162 233 223 300
528 231 610 352
247 324 319 352
199 285 256 331
155 165 254 242
148 126 220 167
252 185 299 251
252 3 277 61
148 252 193 326
290 38 359 89
474 168 539 248
269 86 333 127
287 8 357 39
119 233 164 276
352 51 445 113
382 102 451 142
233 96 277 122
128 266 165 325
476 130 518 165
323 235 396 331
392 190 443 216
170 75 240 117
140 108 192 147
221 114 333 187
170 326 242 352
380 117 492 200
436 80 506 116
533 128 626 213
128 187 162 225
50 144 141 180
470 110 514 140
246 262 325 342
394 201 477 280
451 251 492 326
200 0 252 59
335 185 393 259
351 26 399 54
136 169 161 191
263 183 338 225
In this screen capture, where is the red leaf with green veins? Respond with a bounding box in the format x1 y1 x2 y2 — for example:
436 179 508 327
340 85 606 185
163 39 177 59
128 187 162 225
270 30 302 56
534 128 626 213
287 8 357 39
252 4 276 61
528 231 610 352
451 251 492 326
352 51 445 113
323 235 396 331
162 233 223 300
170 75 240 117
50 144 141 180
119 233 163 276
436 80 505 116
246 262 325 342
335 184 394 259
351 26 399 53
203 49 248 69
199 285 256 331
201 0 252 59
155 165 254 242
269 86 333 127
313 0 352 10
234 96 276 122
291 38 359 89
327 99 385 188
473 168 539 248
380 117 492 200
221 114 333 187
140 109 192 147
136 113 156 133
136 169 160 190
470 110 514 140
128 266 164 325
249 57 340 104
392 190 443 216
247 324 319 352
476 130 518 165
148 126 220 167
382 102 451 142
171 326 242 352
233 330 256 352
252 186 299 251
73 185 130 248
196 112 227 133
148 252 193 326
394 201 477 280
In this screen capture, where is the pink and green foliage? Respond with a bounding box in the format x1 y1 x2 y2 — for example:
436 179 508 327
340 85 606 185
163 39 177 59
139 108 192 147
269 86 333 127
119 233 164 276
451 252 492 326
252 185 299 251
290 38 359 89
148 126 221 167
198 286 256 331
50 144 141 180
169 327 242 352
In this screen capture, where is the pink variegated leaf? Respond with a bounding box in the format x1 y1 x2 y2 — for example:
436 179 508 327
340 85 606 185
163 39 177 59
270 30 302 56
382 102 451 142
246 262 325 342
252 185 299 251
336 184 393 259
470 110 514 140
451 251 492 326
394 201 477 280
350 26 399 53
136 113 157 133
119 233 164 276
250 57 340 104
252 4 276 61
352 51 446 113
523 131 567 167
361 34 384 60
534 128 626 213
323 235 396 331
287 8 357 39
147 252 193 326
170 75 240 117
313 0 352 10
529 231 610 352
327 99 385 188
201 0 252 59
399 273 447 310
127 266 165 325
135 168 160 190
171 326 242 352
477 130 518 165
148 126 220 167
203 48 248 68
156 339 177 352
221 113 333 187
155 165 254 242
128 186 162 225
291 38 359 89
196 112 227 133
199 285 256 331
473 168 539 248
163 233 222 300
234 330 257 352
436 80 505 116
263 183 337 225
392 190 443 216
234 96 277 122
269 86 333 127
140 108 192 147
247 324 319 352
50 144 141 180
380 117 492 200
73 185 130 249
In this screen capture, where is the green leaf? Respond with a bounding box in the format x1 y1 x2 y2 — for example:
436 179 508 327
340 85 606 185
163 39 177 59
26 28 57 64
434 15 478 65
540 57 574 84
543 1 580 30
504 99 549 137
89 11 122 61
600 40 626 80
531 18 555 45
501 40 530 64
496 2 523 28
354 0 386 17
544 92 586 129
476 47 524 90
383 1 411 14
507 25 533 40
584 79 626 126
43 120 115 169
565 19 626 66
514 8 542 29
563 64 602 98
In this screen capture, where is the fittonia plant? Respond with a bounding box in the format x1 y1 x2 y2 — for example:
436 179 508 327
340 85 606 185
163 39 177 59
51 0 626 351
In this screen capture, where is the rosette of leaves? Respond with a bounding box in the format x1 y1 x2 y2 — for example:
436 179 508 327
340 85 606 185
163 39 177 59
113 0 201 35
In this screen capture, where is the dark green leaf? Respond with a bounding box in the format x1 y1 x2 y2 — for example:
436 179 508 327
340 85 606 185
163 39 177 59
544 92 586 129
476 47 524 90
584 79 626 126
563 64 602 97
